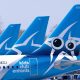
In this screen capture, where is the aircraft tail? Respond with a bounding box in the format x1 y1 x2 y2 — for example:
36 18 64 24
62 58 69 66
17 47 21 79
0 24 20 55
7 16 49 55
34 4 80 56
31 5 80 75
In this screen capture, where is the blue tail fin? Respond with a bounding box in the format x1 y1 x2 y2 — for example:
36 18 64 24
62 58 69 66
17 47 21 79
7 16 49 55
32 5 80 75
34 5 80 56
0 24 20 55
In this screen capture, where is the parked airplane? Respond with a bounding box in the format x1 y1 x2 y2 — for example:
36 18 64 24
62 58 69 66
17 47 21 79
0 5 80 79
0 24 20 55
7 16 49 55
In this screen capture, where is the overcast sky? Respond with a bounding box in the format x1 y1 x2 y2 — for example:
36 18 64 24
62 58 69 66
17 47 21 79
0 0 80 35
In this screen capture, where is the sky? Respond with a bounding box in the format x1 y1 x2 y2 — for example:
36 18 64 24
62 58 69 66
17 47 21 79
0 0 80 35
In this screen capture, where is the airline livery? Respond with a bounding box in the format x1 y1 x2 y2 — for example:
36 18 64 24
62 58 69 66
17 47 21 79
7 16 49 55
0 5 80 80
0 24 20 55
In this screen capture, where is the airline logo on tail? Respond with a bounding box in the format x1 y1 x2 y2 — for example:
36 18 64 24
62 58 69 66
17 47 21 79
0 37 11 50
44 21 80 74
7 31 42 55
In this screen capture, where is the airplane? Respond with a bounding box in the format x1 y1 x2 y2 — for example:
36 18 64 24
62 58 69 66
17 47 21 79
6 16 49 55
0 24 20 55
0 4 80 80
